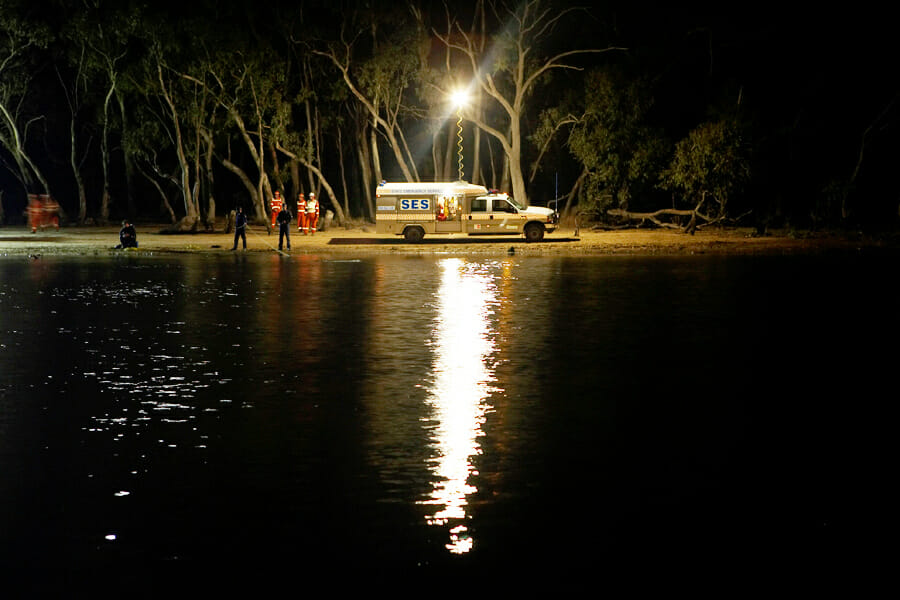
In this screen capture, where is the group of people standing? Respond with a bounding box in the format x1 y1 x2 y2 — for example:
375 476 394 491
231 190 320 251
270 191 319 235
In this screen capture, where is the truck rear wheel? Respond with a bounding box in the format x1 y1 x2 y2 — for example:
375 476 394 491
404 226 425 243
524 223 544 242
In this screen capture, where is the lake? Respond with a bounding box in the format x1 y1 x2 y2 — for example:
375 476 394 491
1 251 894 592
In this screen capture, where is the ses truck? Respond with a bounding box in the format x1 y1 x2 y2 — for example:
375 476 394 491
375 181 559 243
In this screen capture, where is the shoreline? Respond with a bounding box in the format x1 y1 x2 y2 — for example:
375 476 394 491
2 223 898 257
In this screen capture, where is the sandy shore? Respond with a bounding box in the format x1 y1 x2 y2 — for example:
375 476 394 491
1 222 897 257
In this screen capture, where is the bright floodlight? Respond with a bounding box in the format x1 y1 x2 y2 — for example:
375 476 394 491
451 89 468 109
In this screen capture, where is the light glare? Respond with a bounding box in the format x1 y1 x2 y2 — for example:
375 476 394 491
418 259 499 555
451 89 468 109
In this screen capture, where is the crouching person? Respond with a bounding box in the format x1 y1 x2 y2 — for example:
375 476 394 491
117 220 138 249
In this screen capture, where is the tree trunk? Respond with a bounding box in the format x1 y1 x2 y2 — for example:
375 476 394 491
431 127 442 181
487 135 498 190
289 158 300 205
69 118 88 224
220 156 261 210
204 134 215 229
116 91 137 217
357 124 375 221
303 69 318 196
562 169 586 220
157 63 198 228
256 112 269 227
313 104 326 197
472 98 483 185
276 142 347 224
501 149 511 196
370 121 383 184
507 122 527 202
336 127 350 219
136 162 176 224
444 121 455 180
100 79 116 223
0 101 54 202
268 141 285 195
225 105 272 225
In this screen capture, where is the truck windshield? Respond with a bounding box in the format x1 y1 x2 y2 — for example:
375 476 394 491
506 196 525 210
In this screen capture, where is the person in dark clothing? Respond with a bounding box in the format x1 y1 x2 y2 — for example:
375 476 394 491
231 206 248 250
117 220 138 248
276 204 292 250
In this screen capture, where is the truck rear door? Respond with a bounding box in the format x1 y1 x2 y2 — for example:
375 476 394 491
434 194 462 233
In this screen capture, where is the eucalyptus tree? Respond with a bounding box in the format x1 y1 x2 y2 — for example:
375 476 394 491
269 58 349 226
120 8 199 230
660 117 750 222
286 32 347 220
435 0 623 204
345 97 377 219
49 1 133 224
0 4 54 211
85 11 132 223
152 50 203 229
124 108 178 223
119 54 180 225
204 46 286 226
55 35 91 224
414 0 490 185
129 6 228 231
312 5 428 183
534 68 668 219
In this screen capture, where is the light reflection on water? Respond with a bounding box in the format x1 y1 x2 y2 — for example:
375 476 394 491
418 259 502 554
50 283 226 440
2 251 893 586
3 254 528 566
37 271 237 511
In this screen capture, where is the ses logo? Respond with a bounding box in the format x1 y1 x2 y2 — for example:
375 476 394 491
400 198 430 211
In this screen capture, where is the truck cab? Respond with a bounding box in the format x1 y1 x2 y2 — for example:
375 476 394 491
467 191 557 241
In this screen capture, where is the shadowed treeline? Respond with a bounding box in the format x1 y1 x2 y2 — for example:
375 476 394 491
1 0 897 233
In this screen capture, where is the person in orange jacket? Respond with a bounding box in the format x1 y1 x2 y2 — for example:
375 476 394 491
296 192 306 233
27 194 41 233
305 192 319 234
43 195 60 231
270 190 283 229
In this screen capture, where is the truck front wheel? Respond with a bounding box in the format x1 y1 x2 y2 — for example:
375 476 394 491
524 223 544 242
404 226 425 243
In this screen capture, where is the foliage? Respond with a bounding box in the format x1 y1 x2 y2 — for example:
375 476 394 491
659 118 750 219
540 67 668 218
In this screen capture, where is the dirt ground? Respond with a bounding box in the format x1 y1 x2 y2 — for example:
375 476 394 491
2 221 898 257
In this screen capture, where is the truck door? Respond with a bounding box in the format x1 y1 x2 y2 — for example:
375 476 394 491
467 197 489 233
435 194 462 233
491 197 521 232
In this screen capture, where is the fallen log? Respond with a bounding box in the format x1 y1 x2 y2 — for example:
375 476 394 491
607 208 705 233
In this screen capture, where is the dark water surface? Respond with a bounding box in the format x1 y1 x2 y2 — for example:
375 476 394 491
1 251 894 591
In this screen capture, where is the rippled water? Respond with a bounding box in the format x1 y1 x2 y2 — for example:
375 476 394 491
1 251 894 590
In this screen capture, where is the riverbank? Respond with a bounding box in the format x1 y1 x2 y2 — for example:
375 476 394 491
2 222 898 257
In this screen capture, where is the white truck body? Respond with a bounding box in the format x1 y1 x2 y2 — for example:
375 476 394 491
375 181 558 242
